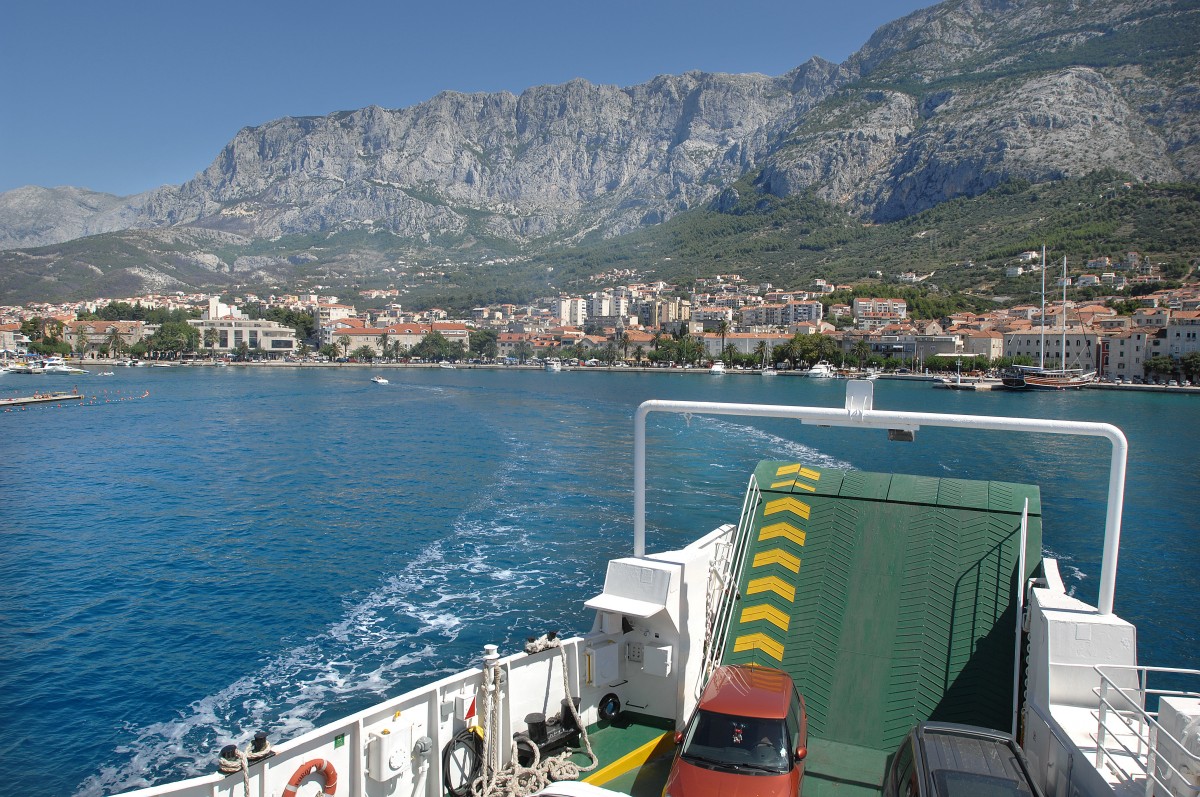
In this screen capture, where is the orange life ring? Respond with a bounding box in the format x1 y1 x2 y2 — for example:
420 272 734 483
283 758 337 795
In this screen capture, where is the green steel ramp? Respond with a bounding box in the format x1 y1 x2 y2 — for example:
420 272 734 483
721 463 1042 794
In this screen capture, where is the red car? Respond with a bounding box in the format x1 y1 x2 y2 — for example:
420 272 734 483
663 665 808 797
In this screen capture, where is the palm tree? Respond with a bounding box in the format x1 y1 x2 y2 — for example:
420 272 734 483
754 340 768 370
784 335 806 370
203 328 218 359
337 335 351 360
852 339 871 372
717 320 730 365
108 327 126 359
377 332 391 362
616 329 630 362
634 345 645 365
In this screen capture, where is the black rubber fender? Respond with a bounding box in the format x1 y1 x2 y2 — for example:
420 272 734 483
597 692 621 722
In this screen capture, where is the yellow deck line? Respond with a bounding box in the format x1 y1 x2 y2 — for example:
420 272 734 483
740 603 790 631
733 632 785 661
753 548 801 573
760 521 806 547
583 731 675 786
764 496 811 519
799 467 821 481
747 575 796 602
775 463 801 476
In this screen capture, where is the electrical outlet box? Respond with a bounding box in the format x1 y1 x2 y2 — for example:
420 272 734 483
586 640 620 685
643 644 672 678
367 724 412 781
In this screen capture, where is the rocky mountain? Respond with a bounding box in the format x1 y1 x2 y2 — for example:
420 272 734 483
758 0 1199 220
0 186 150 250
134 59 846 243
1 0 1197 303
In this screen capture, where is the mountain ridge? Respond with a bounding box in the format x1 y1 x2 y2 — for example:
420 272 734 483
1 0 1197 304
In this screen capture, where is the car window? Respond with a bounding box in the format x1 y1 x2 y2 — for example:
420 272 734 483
787 695 802 746
681 709 791 773
890 737 916 797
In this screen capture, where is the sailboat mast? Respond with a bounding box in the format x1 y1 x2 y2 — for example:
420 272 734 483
1061 255 1068 369
1040 245 1046 369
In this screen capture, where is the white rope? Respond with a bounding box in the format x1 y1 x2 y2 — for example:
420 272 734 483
470 645 598 797
216 737 272 797
217 749 250 797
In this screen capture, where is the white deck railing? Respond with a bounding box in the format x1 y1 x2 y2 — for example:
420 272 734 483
633 387 1129 615
1093 664 1200 796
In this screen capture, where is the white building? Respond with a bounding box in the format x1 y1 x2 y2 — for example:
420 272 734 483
558 298 588 327
1004 330 1101 371
188 296 298 358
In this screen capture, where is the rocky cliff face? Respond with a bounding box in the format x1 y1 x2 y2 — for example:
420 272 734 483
758 0 1198 220
0 0 1195 258
137 58 847 243
0 186 149 249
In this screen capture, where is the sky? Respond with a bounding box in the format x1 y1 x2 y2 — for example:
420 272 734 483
0 0 934 197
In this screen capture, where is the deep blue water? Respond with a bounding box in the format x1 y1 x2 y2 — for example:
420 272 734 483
0 368 1196 795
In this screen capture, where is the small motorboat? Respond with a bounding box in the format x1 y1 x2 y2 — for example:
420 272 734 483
371 375 389 384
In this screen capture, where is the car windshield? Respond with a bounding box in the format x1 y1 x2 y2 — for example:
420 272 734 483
680 709 791 773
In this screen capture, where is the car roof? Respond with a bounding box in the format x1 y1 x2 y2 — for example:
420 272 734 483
915 722 1041 796
697 664 794 719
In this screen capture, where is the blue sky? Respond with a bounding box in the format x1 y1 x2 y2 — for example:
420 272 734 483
0 0 933 197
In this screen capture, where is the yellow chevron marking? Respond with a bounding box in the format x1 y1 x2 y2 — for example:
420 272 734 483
793 481 816 492
740 603 790 631
775 463 801 476
764 496 811 519
759 522 806 547
753 548 801 573
734 633 785 661
748 576 795 602
770 479 796 490
799 467 821 481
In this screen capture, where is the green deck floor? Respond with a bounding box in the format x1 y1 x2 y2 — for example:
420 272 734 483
721 463 1042 793
577 713 675 796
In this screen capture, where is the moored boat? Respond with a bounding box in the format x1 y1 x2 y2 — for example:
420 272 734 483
1001 365 1095 390
1005 251 1097 390
799 360 835 378
42 356 89 375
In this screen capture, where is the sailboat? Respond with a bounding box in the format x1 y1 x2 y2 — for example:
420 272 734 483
1002 250 1096 390
760 345 777 376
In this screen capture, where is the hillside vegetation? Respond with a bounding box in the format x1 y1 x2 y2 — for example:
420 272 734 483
535 171 1200 303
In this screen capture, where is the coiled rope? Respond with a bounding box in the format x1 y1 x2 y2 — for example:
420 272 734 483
217 748 251 797
471 644 598 796
216 735 273 797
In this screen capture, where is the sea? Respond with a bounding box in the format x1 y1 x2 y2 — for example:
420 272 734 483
1 366 1197 796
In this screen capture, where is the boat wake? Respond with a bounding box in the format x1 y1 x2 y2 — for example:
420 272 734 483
703 417 855 471
75 427 626 796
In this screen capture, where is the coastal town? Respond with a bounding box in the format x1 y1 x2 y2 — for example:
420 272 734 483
3 250 1199 387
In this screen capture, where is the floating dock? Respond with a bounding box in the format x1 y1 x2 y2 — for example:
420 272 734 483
933 378 1008 391
0 391 84 407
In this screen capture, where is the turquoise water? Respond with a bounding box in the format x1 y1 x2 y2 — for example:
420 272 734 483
0 368 1196 795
